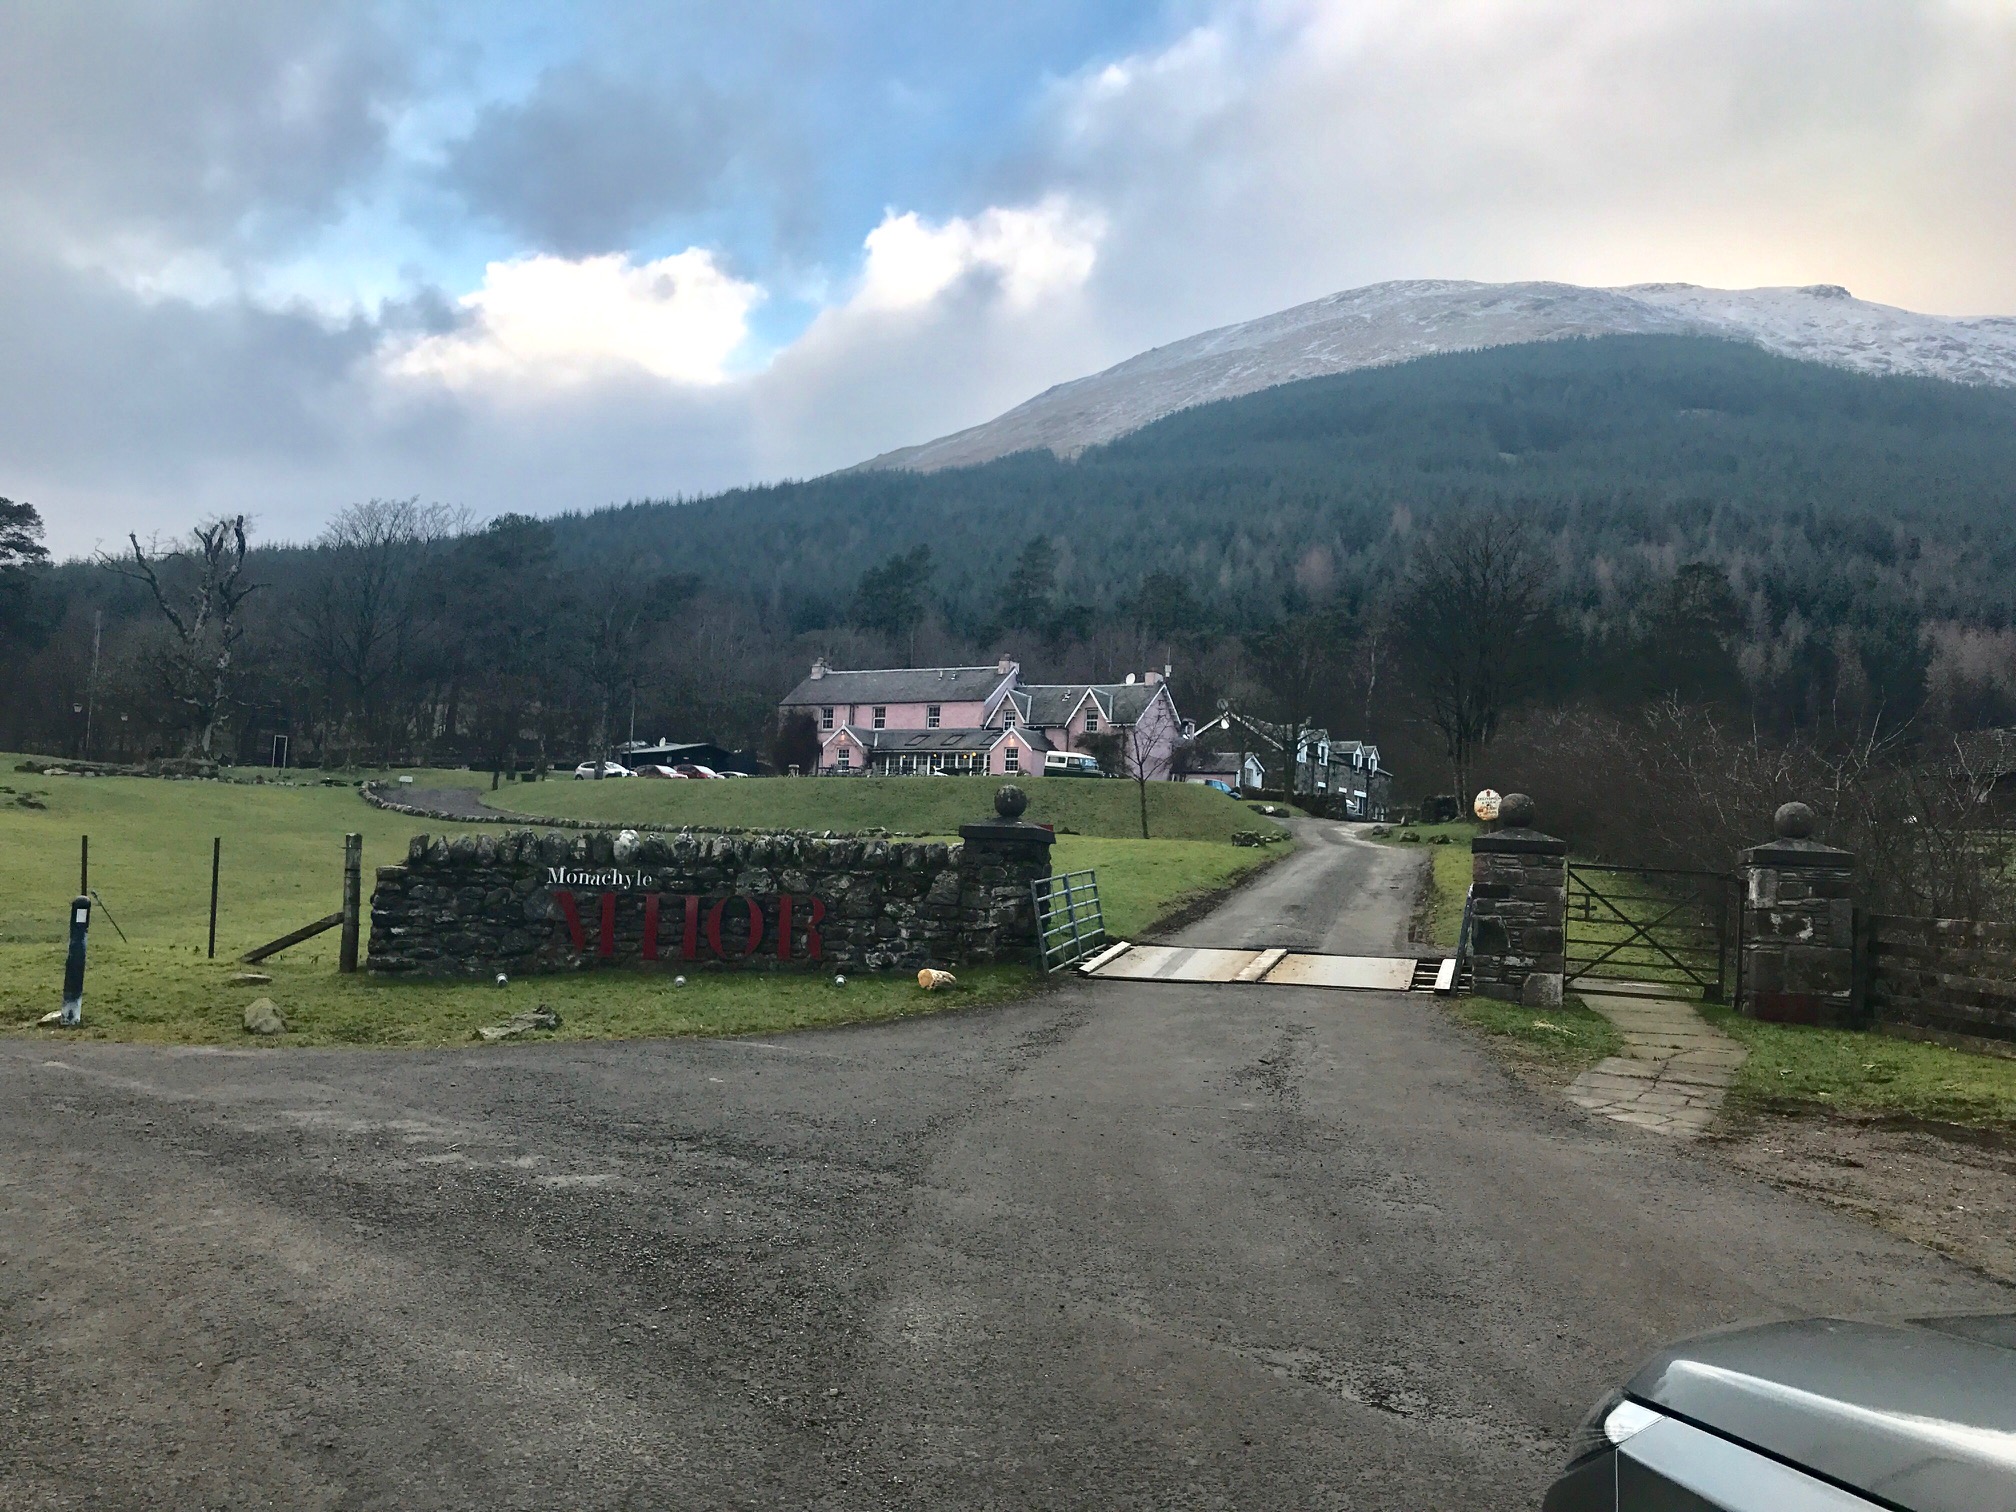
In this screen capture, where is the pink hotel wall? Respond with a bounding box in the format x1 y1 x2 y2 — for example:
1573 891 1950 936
812 699 994 732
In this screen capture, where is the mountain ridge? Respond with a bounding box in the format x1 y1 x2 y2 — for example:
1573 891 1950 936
858 279 2016 473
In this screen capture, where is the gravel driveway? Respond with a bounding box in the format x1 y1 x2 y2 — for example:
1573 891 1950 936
2 821 2004 1509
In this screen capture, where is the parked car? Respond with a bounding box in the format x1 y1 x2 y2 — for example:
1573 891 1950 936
672 763 719 779
1044 751 1105 777
1544 1314 2016 1510
631 764 685 778
1201 779 1234 794
572 761 635 779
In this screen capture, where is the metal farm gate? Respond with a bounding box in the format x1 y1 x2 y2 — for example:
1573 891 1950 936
1565 863 1736 1001
1032 870 1107 972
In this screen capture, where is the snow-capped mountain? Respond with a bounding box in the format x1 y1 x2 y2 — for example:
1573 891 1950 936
861 280 2016 472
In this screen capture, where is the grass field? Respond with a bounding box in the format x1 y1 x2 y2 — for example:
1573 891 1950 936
484 772 1286 843
0 758 1273 1046
1700 1005 2016 1128
1053 836 1277 939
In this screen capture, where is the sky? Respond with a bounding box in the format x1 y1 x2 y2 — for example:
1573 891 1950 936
10 0 2016 559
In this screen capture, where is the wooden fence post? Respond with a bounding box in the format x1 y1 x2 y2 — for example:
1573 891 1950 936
339 833 362 973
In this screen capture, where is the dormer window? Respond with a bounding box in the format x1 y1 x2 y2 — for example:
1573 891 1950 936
821 707 834 731
872 706 886 729
927 704 941 729
1084 711 1099 734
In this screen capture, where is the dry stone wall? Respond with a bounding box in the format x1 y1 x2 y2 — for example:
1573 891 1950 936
367 820 1053 978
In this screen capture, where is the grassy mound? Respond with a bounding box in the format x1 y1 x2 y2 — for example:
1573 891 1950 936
484 773 1287 844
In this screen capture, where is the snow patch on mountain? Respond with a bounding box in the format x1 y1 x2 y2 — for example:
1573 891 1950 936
860 280 2016 473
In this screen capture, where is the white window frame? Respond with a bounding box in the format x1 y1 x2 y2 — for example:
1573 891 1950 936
872 705 887 729
820 706 833 731
836 746 851 771
1083 712 1099 733
927 703 941 728
1003 742 1020 773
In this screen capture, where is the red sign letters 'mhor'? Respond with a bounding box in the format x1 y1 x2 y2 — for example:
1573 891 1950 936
550 891 826 963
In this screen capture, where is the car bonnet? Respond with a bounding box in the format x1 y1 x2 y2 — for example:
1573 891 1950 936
1626 1316 2016 1512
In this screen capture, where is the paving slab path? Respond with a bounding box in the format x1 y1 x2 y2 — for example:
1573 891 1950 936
1566 987 1749 1136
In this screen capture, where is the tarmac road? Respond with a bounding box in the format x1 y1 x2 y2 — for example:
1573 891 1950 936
1174 816 1427 955
2 823 2006 1510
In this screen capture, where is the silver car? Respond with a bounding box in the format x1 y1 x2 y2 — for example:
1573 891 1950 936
1545 1315 2016 1510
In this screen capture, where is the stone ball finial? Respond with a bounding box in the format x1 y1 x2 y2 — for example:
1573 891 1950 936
994 784 1028 819
1774 801 1815 840
1497 792 1535 828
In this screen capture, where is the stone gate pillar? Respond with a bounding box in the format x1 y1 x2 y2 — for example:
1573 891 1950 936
1738 802 1859 1026
957 785 1055 964
1469 793 1567 1007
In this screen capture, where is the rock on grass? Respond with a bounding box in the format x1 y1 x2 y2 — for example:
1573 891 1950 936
243 998 287 1035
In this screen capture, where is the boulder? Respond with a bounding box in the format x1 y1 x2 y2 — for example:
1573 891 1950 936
243 997 287 1035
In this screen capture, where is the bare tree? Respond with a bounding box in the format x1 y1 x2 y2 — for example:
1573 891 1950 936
1122 717 1166 839
296 499 454 764
579 570 690 771
1244 606 1349 797
1394 517 1551 807
101 515 258 757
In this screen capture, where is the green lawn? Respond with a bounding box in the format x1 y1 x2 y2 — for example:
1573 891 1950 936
1052 835 1281 939
0 758 1265 1046
1451 993 1624 1077
1369 820 1477 946
480 772 1287 844
1700 1005 2016 1128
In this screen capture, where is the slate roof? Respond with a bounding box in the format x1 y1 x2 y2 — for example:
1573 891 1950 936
1014 681 1169 728
1007 686 1090 727
781 665 1012 707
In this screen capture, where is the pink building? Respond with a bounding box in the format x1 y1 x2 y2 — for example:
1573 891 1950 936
778 658 1186 778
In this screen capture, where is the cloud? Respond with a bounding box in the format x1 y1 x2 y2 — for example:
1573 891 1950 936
1032 0 2016 325
390 250 763 387
0 4 405 255
853 197 1105 313
439 65 755 253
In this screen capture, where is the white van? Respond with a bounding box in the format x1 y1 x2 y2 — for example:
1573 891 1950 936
1044 751 1105 777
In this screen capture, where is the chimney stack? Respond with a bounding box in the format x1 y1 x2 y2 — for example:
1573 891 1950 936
810 658 828 680
997 655 1015 675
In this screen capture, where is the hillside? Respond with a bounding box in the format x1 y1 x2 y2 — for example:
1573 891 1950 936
859 280 2016 472
562 335 2016 624
16 333 2016 769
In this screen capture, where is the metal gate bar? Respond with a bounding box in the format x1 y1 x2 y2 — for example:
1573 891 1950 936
1033 870 1106 972
1565 863 1733 1002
